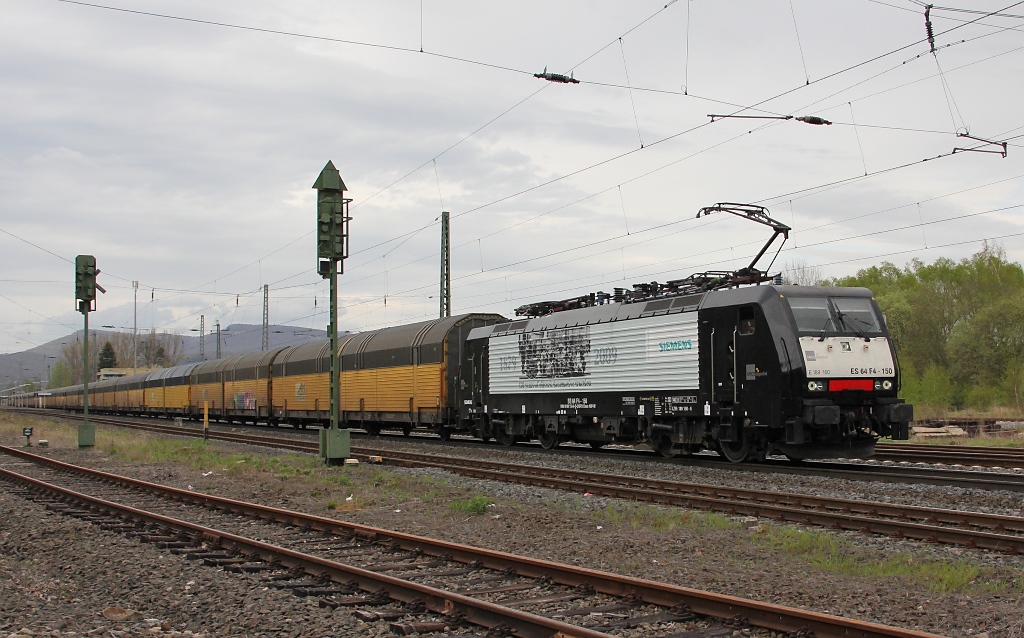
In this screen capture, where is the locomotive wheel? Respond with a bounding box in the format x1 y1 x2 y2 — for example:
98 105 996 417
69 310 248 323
496 427 517 447
537 431 559 450
654 436 676 458
589 441 607 450
718 437 750 463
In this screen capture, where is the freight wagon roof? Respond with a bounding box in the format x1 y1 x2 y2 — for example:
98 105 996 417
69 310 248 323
114 369 155 390
232 347 287 370
149 363 199 381
350 313 504 354
281 340 331 361
338 313 505 368
192 355 243 376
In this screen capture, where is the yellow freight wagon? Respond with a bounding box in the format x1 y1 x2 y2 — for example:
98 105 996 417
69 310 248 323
91 378 118 411
223 348 287 424
270 341 332 425
190 356 244 421
336 313 503 435
145 363 198 417
114 371 151 414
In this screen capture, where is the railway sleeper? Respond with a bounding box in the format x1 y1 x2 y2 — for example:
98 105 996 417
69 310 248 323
320 587 393 608
597 608 698 631
224 562 279 573
389 618 470 636
352 599 428 622
542 597 642 619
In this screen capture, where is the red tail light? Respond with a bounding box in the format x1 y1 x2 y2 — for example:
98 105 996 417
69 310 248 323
829 379 874 391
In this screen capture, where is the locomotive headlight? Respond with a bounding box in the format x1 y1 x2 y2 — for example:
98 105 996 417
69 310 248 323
807 380 824 391
882 380 893 390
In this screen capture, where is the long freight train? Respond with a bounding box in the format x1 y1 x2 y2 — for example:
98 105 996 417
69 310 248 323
40 282 912 462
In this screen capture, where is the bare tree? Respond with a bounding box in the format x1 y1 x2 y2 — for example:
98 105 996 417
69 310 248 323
783 257 824 286
59 333 98 384
137 330 185 367
107 331 137 368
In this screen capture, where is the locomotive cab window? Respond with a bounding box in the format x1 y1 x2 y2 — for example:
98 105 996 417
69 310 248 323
831 297 883 335
786 296 884 336
738 306 756 335
787 297 834 334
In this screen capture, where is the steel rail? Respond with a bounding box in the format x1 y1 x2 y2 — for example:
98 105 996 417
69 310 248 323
0 446 939 638
370 449 1024 533
12 408 1024 493
879 443 1024 455
70 415 1024 492
9 412 1024 552
369 449 1024 554
873 443 1024 468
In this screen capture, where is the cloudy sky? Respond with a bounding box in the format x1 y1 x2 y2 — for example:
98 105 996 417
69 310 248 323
1 0 1022 354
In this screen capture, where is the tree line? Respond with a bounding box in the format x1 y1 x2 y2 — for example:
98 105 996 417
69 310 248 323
825 243 1024 413
49 330 185 387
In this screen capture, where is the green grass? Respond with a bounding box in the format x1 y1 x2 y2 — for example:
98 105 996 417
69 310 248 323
591 502 742 531
753 525 1020 593
449 495 494 515
54 423 470 512
913 435 1024 448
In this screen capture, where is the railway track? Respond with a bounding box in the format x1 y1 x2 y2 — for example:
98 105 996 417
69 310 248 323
874 442 1024 468
16 408 1024 492
0 445 939 638
10 411 1024 555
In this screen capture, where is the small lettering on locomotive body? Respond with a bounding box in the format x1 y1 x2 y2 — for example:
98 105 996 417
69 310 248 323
658 339 693 352
560 396 597 410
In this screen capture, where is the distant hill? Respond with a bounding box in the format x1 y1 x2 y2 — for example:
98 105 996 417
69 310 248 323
0 324 331 392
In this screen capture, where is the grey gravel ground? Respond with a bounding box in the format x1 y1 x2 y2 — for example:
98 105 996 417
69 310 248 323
2 416 1024 637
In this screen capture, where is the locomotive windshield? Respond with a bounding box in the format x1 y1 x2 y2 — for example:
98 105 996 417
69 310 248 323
786 296 883 336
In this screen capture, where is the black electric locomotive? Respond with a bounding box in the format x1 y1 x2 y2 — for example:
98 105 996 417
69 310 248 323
458 283 912 461
455 204 912 461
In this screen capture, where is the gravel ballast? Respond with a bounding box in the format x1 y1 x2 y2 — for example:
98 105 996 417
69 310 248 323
2 414 1024 637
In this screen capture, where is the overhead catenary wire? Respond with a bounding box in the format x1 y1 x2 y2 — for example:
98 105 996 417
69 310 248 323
54 0 532 76
4 2 1019 346
226 104 1024 311
618 38 644 148
59 0 1017 301
789 0 811 84
122 0 689 294
848 102 869 175
116 0 1019 305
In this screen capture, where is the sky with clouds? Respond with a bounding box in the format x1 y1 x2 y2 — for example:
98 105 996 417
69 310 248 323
1 0 1023 354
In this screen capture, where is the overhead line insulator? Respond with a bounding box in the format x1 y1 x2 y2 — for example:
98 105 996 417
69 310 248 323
534 66 579 84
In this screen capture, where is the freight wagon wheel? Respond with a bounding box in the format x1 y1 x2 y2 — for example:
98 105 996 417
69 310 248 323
537 431 559 450
718 437 750 463
438 427 452 441
402 425 412 437
588 441 607 450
